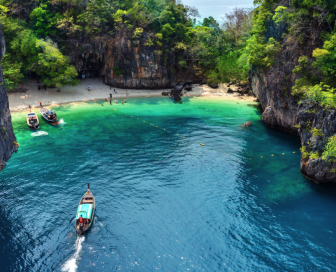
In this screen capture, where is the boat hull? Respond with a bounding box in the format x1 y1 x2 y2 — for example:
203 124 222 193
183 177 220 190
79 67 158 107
26 112 39 129
75 190 95 236
39 107 59 124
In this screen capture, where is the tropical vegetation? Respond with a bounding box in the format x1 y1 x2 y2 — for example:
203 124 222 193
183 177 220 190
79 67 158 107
0 0 255 89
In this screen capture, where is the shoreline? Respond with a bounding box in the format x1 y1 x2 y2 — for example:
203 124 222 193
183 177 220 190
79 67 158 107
8 78 256 112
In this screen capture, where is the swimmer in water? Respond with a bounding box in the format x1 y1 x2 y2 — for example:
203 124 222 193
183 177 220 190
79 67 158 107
122 101 124 105
115 99 117 104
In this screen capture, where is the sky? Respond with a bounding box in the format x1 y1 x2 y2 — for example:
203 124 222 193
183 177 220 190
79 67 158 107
182 0 254 22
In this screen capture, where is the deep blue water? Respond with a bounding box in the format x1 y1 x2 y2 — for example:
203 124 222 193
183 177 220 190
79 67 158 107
1 97 336 271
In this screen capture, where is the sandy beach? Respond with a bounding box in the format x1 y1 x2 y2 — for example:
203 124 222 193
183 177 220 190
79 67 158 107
8 78 255 112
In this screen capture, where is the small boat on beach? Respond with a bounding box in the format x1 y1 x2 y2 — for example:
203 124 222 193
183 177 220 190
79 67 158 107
76 183 95 236
26 106 39 129
39 102 59 125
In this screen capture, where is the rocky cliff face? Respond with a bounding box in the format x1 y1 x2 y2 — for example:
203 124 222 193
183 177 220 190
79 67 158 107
250 65 299 135
250 20 336 183
68 33 200 89
250 20 300 135
0 23 18 170
297 102 336 183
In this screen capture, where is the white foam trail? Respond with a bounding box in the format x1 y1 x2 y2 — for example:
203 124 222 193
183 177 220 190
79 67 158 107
59 119 66 124
62 236 85 272
31 131 48 137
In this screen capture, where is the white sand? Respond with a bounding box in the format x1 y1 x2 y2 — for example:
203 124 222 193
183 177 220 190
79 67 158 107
8 78 255 112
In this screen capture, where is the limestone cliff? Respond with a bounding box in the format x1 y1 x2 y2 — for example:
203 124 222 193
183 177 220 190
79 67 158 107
250 20 336 183
67 33 200 89
297 102 336 183
250 65 299 135
0 23 18 170
250 20 300 135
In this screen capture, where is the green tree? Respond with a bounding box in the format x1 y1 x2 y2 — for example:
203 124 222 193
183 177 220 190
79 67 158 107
1 54 24 90
30 4 59 38
33 39 80 87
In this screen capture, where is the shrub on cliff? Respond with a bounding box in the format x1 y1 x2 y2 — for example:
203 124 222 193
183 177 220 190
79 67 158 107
322 135 336 162
293 83 336 109
254 0 336 110
312 33 336 87
243 1 281 68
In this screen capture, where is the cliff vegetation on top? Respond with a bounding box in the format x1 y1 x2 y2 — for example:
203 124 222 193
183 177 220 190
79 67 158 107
0 0 255 90
246 0 336 180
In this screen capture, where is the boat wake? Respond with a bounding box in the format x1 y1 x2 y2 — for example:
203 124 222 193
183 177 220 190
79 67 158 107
61 236 85 272
31 131 48 137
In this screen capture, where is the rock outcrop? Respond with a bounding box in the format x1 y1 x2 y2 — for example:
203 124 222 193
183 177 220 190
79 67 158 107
68 33 201 89
250 65 299 135
242 121 252 127
250 18 336 183
0 23 18 170
297 102 336 183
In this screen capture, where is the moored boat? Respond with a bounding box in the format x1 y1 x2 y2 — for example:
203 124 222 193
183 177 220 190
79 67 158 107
26 106 39 129
76 183 95 236
39 102 59 125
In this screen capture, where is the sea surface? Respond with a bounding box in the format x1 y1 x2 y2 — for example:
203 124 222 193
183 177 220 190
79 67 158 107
1 97 336 272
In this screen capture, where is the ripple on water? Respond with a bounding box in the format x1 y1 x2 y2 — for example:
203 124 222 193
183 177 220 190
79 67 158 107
1 97 336 271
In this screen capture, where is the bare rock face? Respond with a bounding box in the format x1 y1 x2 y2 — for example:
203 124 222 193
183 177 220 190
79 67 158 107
0 23 18 170
250 66 299 135
68 33 201 89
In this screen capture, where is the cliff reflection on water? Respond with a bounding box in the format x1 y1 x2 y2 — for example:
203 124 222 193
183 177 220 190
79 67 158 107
1 97 336 271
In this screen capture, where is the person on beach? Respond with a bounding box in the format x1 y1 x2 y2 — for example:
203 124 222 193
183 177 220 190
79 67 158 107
115 99 118 104
44 85 47 90
88 84 91 91
110 99 112 105
110 93 112 99
37 85 40 91
122 100 124 105
126 90 128 96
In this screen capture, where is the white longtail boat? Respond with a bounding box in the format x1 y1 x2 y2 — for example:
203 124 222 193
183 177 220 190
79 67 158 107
39 102 59 125
26 105 39 129
75 183 95 236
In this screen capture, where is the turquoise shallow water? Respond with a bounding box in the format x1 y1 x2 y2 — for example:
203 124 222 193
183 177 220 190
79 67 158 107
1 97 336 271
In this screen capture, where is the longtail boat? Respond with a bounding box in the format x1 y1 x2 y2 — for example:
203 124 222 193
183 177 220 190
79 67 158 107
27 105 39 129
76 183 95 236
39 102 59 125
